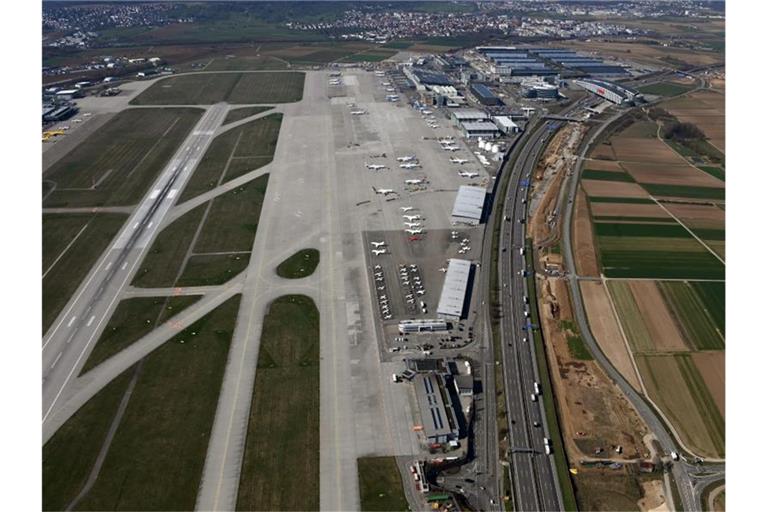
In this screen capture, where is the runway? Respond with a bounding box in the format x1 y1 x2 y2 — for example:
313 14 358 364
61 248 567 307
42 103 228 425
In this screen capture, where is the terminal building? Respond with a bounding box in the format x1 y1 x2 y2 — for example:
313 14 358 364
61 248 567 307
451 186 487 226
398 319 449 334
437 258 474 321
573 78 641 105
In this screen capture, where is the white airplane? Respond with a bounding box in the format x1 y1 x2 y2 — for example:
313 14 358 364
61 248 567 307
405 228 423 234
386 95 399 101
404 222 421 228
421 110 432 115
381 81 391 86
366 163 387 170
370 241 386 247
397 155 417 162
458 171 480 178
372 249 386 256
399 162 421 169
403 214 421 221
444 145 461 152
404 178 425 185
386 87 396 92
400 206 415 212
351 110 367 115
450 157 469 164
375 71 385 76
439 267 448 273
372 186 395 195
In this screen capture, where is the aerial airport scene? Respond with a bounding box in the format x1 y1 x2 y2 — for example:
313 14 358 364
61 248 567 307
39 1 728 511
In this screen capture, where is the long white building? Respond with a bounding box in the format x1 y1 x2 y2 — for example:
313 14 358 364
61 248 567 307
451 185 487 226
437 258 473 321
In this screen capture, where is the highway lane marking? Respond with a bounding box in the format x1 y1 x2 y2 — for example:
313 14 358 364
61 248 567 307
50 352 62 369
147 222 153 229
121 262 128 270
86 315 95 327
105 261 112 271
133 222 139 229
150 189 161 199
67 316 76 327
167 189 178 199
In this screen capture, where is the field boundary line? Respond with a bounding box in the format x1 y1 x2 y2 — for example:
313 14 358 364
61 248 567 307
650 197 724 265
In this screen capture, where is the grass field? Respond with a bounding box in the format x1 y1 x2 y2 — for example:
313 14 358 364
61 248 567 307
357 457 409 512
697 165 725 182
658 282 725 350
69 295 240 510
43 213 129 332
642 183 725 200
43 108 202 208
567 334 593 360
223 106 273 125
236 295 320 511
588 197 655 204
636 354 724 458
177 253 251 286
690 281 725 334
572 468 645 512
638 82 695 97
595 222 692 238
131 72 304 105
194 175 270 252
581 170 636 182
43 370 134 511
80 295 201 374
179 115 280 201
594 216 676 223
43 295 240 510
276 248 320 278
132 204 207 288
205 56 288 71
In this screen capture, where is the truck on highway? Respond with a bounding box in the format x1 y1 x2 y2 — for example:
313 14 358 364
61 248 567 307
531 393 537 402
534 382 541 395
544 438 552 455
519 247 525 256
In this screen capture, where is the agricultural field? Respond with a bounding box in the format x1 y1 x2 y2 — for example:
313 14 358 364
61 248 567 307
638 81 695 97
131 72 305 105
43 108 203 208
80 295 201 374
658 281 725 350
43 295 241 510
664 89 725 152
357 457 409 512
204 56 288 71
180 114 281 201
276 248 320 278
636 354 724 458
236 295 320 511
43 213 129 332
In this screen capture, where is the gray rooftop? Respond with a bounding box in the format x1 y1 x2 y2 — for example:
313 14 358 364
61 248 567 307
437 258 473 319
414 373 456 440
452 109 489 120
451 185 487 221
462 121 500 132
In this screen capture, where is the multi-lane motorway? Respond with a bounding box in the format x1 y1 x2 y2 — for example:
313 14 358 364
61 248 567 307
42 103 228 424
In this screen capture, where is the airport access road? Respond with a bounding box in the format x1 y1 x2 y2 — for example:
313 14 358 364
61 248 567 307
42 103 228 425
497 118 565 512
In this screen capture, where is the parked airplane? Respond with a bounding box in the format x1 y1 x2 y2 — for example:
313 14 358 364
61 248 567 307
386 87 396 92
381 81 391 86
450 157 469 164
399 162 421 169
404 222 421 228
421 110 432 115
372 249 387 255
386 95 399 101
458 171 480 178
438 267 448 273
400 206 415 212
405 228 423 234
366 163 387 170
370 241 386 247
403 214 421 221
444 145 461 151
351 110 367 115
397 155 417 162
404 178 425 185
372 186 395 195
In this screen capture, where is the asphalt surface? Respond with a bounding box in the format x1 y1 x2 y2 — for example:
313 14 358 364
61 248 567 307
42 103 228 425
496 118 571 512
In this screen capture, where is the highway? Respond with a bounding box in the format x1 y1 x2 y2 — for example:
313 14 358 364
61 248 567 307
496 117 568 511
42 103 228 424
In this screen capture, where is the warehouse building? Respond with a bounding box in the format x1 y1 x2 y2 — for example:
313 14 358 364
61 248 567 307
469 83 502 106
492 116 521 134
55 89 84 101
573 78 641 105
521 78 559 99
437 258 474 321
461 121 500 139
451 186 487 225
451 108 489 126
414 373 459 444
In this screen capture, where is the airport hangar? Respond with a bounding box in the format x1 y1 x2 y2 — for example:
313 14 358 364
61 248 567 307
437 258 474 322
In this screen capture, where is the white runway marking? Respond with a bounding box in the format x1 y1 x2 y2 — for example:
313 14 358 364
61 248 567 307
86 316 95 327
67 316 76 327
105 261 113 271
